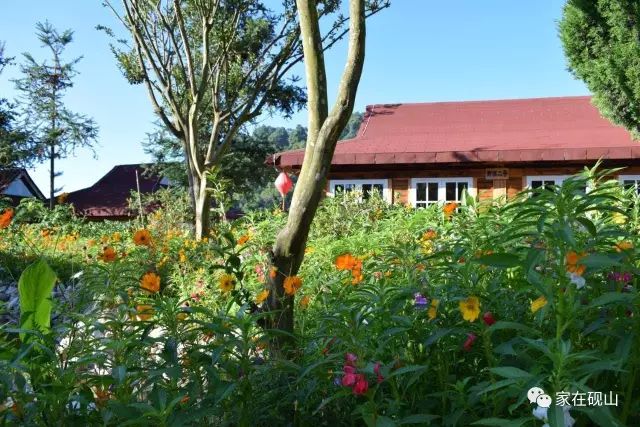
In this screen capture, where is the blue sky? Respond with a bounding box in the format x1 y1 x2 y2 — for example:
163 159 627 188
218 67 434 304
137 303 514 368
0 0 588 193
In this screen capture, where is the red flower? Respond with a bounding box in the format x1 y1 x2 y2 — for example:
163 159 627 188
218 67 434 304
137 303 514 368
352 374 369 395
482 311 496 326
463 333 477 352
342 371 357 387
374 362 384 383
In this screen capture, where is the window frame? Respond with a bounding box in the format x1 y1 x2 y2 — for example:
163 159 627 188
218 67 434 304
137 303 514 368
409 177 475 208
524 175 571 190
619 175 640 193
328 179 391 202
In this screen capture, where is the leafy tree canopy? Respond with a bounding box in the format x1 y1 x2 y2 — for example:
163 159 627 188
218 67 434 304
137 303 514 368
0 42 31 168
560 0 640 138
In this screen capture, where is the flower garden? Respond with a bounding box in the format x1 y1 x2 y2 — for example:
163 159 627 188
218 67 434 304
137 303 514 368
0 167 639 426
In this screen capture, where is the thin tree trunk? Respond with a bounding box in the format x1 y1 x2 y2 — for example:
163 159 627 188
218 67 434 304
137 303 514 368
266 0 366 350
49 142 55 210
49 76 57 210
194 173 211 240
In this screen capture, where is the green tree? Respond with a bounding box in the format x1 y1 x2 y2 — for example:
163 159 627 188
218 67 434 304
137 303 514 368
0 42 31 168
103 0 314 239
14 22 98 208
559 0 640 138
339 111 363 139
143 124 279 210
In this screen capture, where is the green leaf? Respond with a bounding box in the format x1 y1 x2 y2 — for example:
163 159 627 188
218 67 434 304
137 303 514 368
471 417 529 426
399 414 439 424
489 321 540 336
575 217 597 236
488 366 532 379
588 292 633 308
547 404 566 427
18 259 57 341
386 365 428 380
580 254 620 270
476 253 520 268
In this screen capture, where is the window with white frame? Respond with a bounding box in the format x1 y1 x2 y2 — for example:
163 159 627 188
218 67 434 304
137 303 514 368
525 175 570 191
329 179 390 202
410 177 474 208
619 175 640 194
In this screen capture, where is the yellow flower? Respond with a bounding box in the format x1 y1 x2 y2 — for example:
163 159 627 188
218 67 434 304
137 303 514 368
219 274 235 293
283 276 302 295
305 247 315 254
612 212 626 225
140 272 161 293
133 229 153 246
299 295 311 309
531 296 547 313
179 249 187 263
615 241 633 252
255 289 270 304
427 299 439 320
459 296 481 322
112 232 121 242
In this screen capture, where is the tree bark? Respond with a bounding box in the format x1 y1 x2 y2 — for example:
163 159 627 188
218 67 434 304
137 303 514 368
194 172 211 240
266 0 366 350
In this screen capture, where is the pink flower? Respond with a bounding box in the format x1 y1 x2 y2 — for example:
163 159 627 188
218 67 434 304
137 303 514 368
352 374 369 395
463 333 477 352
343 365 356 375
374 362 384 383
345 353 357 366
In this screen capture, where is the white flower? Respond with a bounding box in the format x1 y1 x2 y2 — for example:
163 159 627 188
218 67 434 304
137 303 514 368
532 405 548 421
567 272 585 289
563 405 576 427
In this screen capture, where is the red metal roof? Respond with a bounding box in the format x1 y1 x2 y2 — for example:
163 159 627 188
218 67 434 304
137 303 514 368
273 96 640 168
66 164 166 218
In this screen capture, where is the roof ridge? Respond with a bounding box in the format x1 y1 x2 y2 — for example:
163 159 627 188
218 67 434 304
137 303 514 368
364 95 593 110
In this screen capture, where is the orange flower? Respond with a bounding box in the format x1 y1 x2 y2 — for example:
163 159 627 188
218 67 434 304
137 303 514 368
615 241 633 252
180 395 190 405
443 202 458 218
94 387 111 408
335 253 359 271
237 234 250 245
0 208 14 229
283 276 302 295
269 266 278 279
98 246 118 262
351 267 363 285
565 251 586 276
421 230 437 241
300 295 311 309
255 289 270 304
565 251 580 266
136 304 154 321
140 272 161 293
133 229 153 246
56 192 69 204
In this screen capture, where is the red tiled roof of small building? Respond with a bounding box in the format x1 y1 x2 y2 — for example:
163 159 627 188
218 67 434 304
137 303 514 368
273 96 640 168
65 164 166 218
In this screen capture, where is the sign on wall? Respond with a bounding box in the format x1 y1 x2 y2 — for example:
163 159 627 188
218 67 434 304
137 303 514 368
486 168 509 180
